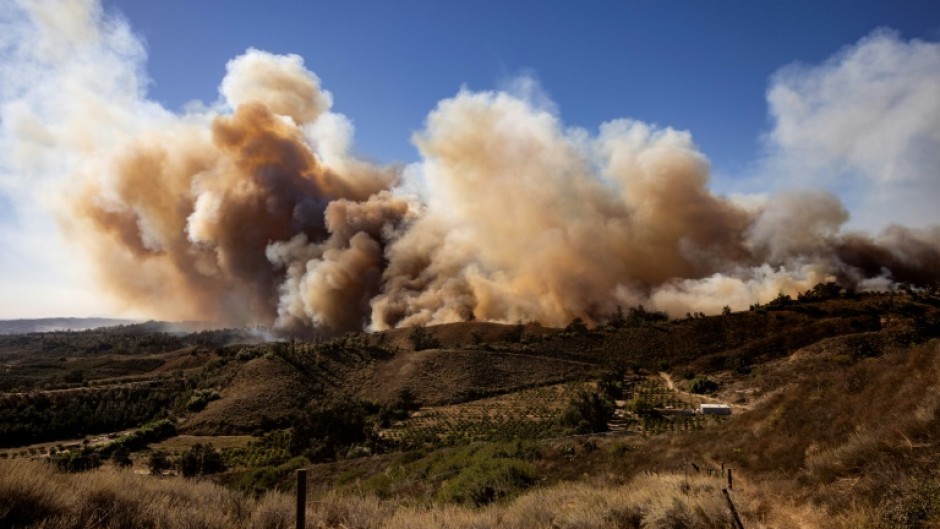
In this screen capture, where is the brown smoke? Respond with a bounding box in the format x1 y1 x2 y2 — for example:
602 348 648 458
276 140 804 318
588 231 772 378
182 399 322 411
56 53 940 333
65 50 401 331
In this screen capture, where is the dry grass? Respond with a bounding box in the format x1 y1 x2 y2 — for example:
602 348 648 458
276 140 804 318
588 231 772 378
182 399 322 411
1 458 743 529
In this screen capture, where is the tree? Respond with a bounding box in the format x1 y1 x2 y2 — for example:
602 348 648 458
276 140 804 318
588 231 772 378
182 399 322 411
608 305 626 329
409 324 440 351
561 391 614 434
565 317 588 335
148 449 172 476
178 443 225 477
290 402 372 461
689 376 719 394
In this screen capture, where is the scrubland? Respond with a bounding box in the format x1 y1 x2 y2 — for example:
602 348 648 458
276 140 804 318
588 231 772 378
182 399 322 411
2 290 940 528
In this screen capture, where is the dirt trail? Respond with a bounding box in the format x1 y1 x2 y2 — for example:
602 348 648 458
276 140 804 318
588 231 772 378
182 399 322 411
659 371 748 411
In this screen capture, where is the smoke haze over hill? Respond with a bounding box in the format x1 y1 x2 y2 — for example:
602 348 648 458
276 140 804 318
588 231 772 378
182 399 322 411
1 0 938 333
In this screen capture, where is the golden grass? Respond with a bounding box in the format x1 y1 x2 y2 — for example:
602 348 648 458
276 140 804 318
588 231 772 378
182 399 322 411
0 458 747 529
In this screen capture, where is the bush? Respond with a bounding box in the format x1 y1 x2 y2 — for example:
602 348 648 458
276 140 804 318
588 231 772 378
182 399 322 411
52 448 100 473
148 450 172 476
689 377 719 394
409 324 440 351
290 402 375 462
798 281 843 302
185 390 220 412
233 456 311 495
437 458 536 506
626 396 656 416
562 391 614 434
379 388 420 427
178 443 225 477
112 446 132 468
565 317 589 335
97 419 176 458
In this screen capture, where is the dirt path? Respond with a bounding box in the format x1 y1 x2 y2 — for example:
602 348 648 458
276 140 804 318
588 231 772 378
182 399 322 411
659 371 677 391
659 371 748 411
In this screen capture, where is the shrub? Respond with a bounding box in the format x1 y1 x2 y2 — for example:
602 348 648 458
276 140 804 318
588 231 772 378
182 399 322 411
148 450 172 476
52 448 100 473
233 456 310 495
689 376 719 394
565 317 589 335
798 281 843 302
561 391 614 434
185 389 220 412
111 446 132 468
290 402 374 462
178 443 225 477
409 324 440 351
97 419 176 458
437 458 536 506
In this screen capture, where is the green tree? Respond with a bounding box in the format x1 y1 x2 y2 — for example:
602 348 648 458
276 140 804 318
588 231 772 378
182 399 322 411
178 443 225 477
562 391 614 434
689 376 719 394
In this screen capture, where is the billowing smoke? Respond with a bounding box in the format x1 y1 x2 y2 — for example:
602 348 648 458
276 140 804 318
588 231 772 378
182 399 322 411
1 1 938 332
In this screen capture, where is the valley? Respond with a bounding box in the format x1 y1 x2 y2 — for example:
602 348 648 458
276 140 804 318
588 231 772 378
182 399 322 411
2 287 939 528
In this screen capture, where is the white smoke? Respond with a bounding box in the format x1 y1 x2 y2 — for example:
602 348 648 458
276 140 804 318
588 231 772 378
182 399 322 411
764 28 940 230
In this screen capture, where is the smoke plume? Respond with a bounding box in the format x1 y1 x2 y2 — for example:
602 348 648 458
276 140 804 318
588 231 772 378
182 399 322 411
1 1 938 332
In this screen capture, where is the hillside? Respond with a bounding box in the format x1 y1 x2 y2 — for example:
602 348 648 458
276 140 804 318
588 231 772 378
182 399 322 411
0 317 137 335
1 288 939 528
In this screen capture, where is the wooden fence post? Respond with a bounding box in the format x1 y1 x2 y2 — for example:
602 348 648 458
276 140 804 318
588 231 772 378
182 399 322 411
722 488 745 529
727 468 733 490
296 469 307 529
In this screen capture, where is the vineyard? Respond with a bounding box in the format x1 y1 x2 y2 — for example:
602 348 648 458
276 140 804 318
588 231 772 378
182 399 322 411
614 375 724 435
379 373 730 450
380 382 593 448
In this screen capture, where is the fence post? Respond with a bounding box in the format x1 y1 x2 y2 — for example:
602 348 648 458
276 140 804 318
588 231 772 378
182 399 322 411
296 469 307 529
722 488 745 529
727 468 733 490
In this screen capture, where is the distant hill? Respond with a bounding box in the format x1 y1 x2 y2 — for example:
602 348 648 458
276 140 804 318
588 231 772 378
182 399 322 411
0 317 138 335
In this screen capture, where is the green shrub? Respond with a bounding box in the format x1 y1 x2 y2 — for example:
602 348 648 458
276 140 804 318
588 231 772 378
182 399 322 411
185 390 220 412
561 391 614 434
437 458 535 506
52 448 100 473
290 402 375 462
233 456 310 495
178 443 225 477
689 376 719 394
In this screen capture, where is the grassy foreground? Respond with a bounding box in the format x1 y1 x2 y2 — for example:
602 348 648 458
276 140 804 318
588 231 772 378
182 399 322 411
0 457 741 529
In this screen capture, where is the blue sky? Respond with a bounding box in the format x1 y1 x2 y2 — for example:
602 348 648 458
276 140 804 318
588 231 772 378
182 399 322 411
101 0 940 178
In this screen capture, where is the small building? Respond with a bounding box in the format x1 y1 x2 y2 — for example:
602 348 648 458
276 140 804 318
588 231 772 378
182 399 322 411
699 404 731 415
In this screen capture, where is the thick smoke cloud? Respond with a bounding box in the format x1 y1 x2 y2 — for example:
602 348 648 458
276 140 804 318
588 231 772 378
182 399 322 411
1 1 938 331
